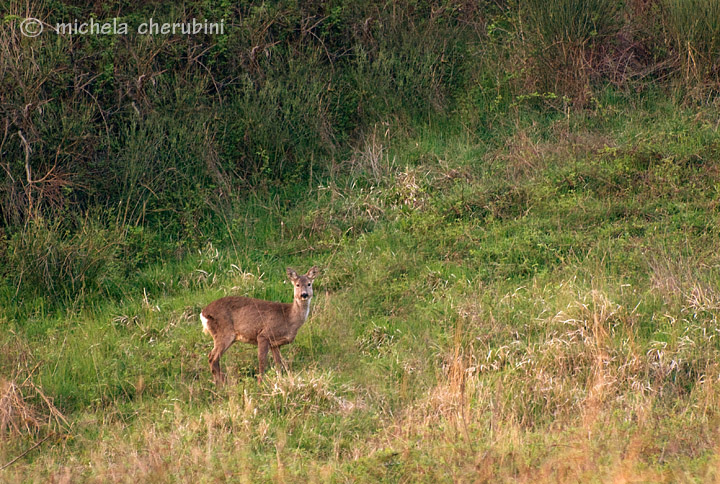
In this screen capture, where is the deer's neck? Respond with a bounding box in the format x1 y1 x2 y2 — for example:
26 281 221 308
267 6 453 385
290 298 311 325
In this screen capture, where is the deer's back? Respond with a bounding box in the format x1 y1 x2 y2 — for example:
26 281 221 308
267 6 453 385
202 296 291 343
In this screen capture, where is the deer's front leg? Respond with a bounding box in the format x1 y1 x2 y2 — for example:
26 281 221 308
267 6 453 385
257 336 270 382
270 346 287 373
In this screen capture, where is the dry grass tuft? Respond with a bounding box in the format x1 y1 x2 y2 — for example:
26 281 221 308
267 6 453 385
261 371 361 415
362 281 709 482
348 123 396 184
390 167 426 210
0 379 41 436
0 374 68 438
647 250 720 310
488 128 615 183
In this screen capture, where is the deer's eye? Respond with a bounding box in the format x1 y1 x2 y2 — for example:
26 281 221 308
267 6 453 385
295 284 299 287
308 283 312 286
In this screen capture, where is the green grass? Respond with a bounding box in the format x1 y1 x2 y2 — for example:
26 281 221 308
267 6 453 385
2 95 720 482
4 1 720 480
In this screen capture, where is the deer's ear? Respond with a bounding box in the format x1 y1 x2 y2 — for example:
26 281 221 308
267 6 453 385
286 267 299 282
306 266 320 281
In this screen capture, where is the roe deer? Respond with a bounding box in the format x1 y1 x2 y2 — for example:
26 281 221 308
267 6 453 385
200 266 319 384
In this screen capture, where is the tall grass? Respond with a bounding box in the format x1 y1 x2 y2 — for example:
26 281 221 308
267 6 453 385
2 0 720 315
0 0 487 316
3 98 720 480
520 0 621 99
664 0 720 82
2 3 720 478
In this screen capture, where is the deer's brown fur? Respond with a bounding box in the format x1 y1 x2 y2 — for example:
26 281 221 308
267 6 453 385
200 267 319 384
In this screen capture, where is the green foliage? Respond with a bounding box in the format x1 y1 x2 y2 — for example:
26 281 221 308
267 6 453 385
3 217 124 309
0 0 485 309
664 0 720 80
3 94 720 482
519 0 621 98
522 0 620 46
3 0 720 310
3 1 720 480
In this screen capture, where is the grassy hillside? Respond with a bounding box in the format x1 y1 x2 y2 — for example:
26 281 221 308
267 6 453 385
2 94 720 482
2 0 720 482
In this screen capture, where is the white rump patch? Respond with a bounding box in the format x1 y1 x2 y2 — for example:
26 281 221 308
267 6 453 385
200 313 210 334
